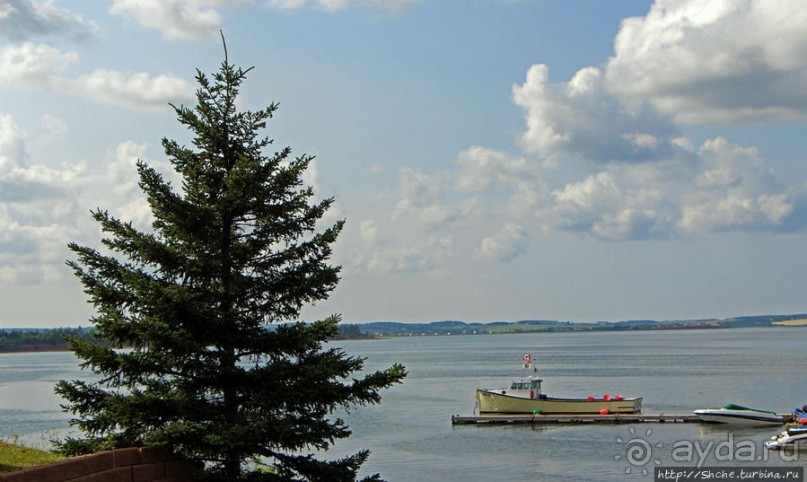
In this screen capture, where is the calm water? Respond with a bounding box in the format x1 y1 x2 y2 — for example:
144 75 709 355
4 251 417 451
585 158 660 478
1 327 805 481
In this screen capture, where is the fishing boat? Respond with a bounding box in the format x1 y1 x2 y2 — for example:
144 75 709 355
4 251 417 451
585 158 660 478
765 427 807 450
476 355 643 414
693 404 784 426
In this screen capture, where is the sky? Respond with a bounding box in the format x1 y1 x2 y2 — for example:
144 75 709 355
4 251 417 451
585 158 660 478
2 0 807 328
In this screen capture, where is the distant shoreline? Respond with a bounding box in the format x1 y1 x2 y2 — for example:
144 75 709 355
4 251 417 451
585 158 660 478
4 344 70 353
353 314 807 337
2 314 806 353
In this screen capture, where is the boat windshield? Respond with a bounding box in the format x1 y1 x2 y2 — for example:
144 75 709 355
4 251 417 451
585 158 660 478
510 382 536 390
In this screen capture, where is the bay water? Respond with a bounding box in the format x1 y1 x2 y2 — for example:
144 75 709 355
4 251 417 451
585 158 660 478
1 327 805 481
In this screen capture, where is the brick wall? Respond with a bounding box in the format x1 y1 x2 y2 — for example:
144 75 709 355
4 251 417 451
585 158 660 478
0 447 197 482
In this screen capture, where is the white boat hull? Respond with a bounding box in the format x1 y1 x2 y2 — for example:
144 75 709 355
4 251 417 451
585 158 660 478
765 428 807 450
694 409 784 426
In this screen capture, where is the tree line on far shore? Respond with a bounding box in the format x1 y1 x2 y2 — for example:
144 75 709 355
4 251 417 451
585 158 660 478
0 324 371 353
0 327 94 352
6 312 802 353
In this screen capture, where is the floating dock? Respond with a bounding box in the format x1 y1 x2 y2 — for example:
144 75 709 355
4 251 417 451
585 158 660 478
451 413 794 425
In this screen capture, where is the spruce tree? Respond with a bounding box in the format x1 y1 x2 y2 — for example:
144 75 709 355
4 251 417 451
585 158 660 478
56 51 406 481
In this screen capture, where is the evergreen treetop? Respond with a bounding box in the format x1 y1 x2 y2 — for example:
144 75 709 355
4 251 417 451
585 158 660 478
56 48 406 482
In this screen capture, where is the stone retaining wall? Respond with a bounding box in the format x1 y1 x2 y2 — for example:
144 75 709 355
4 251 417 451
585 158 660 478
0 447 197 482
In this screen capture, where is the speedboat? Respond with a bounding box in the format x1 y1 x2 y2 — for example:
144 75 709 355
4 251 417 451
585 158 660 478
765 427 807 450
476 355 643 414
693 404 784 426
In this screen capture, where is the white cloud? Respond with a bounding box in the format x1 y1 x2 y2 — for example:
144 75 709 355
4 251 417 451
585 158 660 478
0 116 190 284
553 172 622 218
476 223 528 262
38 113 68 144
455 145 546 217
359 219 379 244
605 0 807 124
511 64 570 156
71 69 194 110
0 115 89 283
0 211 67 284
0 0 99 41
299 157 344 226
0 43 194 110
109 0 242 40
0 114 88 203
677 137 793 234
0 42 77 86
622 132 659 150
0 113 27 172
456 145 537 192
546 169 668 240
346 147 543 273
301 157 319 192
267 0 417 13
267 0 306 10
504 13 805 241
393 168 458 230
353 132 796 256
355 234 454 274
512 64 678 163
108 140 148 197
540 137 796 240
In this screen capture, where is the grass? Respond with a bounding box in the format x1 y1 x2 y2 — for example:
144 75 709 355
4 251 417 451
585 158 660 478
0 440 65 472
773 319 807 326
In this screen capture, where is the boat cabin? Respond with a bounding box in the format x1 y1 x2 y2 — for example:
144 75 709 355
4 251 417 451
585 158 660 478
503 378 543 399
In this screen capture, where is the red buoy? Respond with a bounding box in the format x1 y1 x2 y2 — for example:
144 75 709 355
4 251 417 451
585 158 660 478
599 408 609 415
587 396 595 401
603 394 611 401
